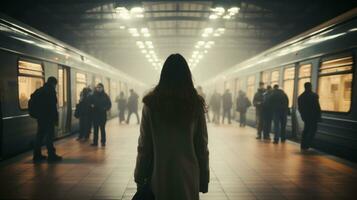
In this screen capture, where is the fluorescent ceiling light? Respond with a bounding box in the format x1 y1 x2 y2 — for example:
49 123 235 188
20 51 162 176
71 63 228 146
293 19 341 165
212 7 225 14
131 7 144 13
223 15 231 19
209 14 218 19
228 7 240 14
141 28 149 33
204 28 214 33
198 41 205 45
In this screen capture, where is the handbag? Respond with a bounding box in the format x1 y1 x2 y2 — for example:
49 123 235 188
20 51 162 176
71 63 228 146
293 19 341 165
132 183 155 200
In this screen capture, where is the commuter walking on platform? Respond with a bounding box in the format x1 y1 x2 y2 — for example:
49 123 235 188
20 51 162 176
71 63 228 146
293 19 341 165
90 83 111 147
30 76 62 162
222 89 233 124
262 85 273 140
197 86 210 123
270 85 289 144
126 89 140 124
253 82 265 139
75 87 92 141
115 92 127 124
298 82 321 151
236 90 251 127
209 90 221 124
134 54 209 200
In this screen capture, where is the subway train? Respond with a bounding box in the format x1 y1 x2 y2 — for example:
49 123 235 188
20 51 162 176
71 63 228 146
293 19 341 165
0 14 145 159
203 8 357 161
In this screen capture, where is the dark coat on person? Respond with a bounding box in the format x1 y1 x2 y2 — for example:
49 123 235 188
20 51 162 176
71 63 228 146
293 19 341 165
39 83 58 122
209 93 221 112
298 91 321 122
116 97 127 111
270 89 289 114
128 92 139 112
253 88 265 113
222 92 233 110
77 95 91 117
134 98 209 200
236 95 251 113
262 89 273 116
90 91 111 124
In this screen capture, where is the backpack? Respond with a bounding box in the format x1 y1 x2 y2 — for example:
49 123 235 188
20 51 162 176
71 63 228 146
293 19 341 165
28 87 43 119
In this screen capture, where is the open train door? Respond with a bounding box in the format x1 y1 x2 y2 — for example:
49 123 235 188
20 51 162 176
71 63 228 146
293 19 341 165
0 92 2 159
57 66 71 137
293 59 316 140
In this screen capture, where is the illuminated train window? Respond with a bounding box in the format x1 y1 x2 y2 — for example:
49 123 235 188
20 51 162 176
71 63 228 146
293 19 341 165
298 64 312 96
261 71 270 87
318 56 353 112
18 60 44 109
247 75 255 101
76 73 87 103
283 67 295 107
271 70 280 87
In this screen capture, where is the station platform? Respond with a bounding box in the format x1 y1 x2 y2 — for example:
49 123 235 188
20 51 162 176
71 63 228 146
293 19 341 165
0 119 356 200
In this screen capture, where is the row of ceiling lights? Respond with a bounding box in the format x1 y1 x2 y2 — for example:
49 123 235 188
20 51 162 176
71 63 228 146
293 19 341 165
135 38 163 70
209 7 240 20
128 27 151 37
189 27 225 70
114 5 240 20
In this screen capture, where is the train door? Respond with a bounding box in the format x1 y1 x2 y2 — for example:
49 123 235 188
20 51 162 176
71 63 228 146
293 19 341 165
57 66 71 137
282 65 296 138
293 60 314 139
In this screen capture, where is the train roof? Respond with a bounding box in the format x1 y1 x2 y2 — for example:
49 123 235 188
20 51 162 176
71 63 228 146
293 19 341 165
203 7 357 84
0 13 146 86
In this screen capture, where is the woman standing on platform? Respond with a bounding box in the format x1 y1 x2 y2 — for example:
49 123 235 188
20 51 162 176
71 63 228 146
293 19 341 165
134 54 210 200
115 91 127 124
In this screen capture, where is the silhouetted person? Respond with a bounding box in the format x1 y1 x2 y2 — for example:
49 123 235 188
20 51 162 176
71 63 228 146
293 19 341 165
90 83 111 146
197 86 210 123
134 54 209 200
270 85 289 144
236 90 251 127
298 82 321 150
222 89 233 124
126 89 140 124
76 87 92 141
209 90 221 124
253 82 265 139
262 85 273 140
116 92 127 124
32 76 62 162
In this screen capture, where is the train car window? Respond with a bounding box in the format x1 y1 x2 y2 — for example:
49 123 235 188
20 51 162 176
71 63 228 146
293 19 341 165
95 77 102 85
283 67 295 107
247 75 255 101
110 80 118 102
235 78 240 94
261 71 270 87
298 64 312 95
58 69 64 107
103 78 110 94
318 56 353 112
76 73 87 103
271 70 280 86
18 60 44 109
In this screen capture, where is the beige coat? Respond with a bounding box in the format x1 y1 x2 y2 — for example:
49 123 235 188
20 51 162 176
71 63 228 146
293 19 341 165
135 105 209 200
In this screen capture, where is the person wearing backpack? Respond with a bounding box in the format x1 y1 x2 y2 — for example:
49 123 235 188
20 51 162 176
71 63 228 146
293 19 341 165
31 76 62 162
236 90 251 127
90 83 111 147
75 87 92 141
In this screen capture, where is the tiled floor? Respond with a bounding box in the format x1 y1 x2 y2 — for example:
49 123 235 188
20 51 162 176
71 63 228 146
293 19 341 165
0 119 357 200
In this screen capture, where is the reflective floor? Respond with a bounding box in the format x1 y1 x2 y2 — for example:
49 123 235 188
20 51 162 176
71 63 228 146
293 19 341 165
0 119 357 200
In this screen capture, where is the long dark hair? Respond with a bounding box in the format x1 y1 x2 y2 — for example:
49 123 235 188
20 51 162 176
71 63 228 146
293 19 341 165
143 54 206 124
